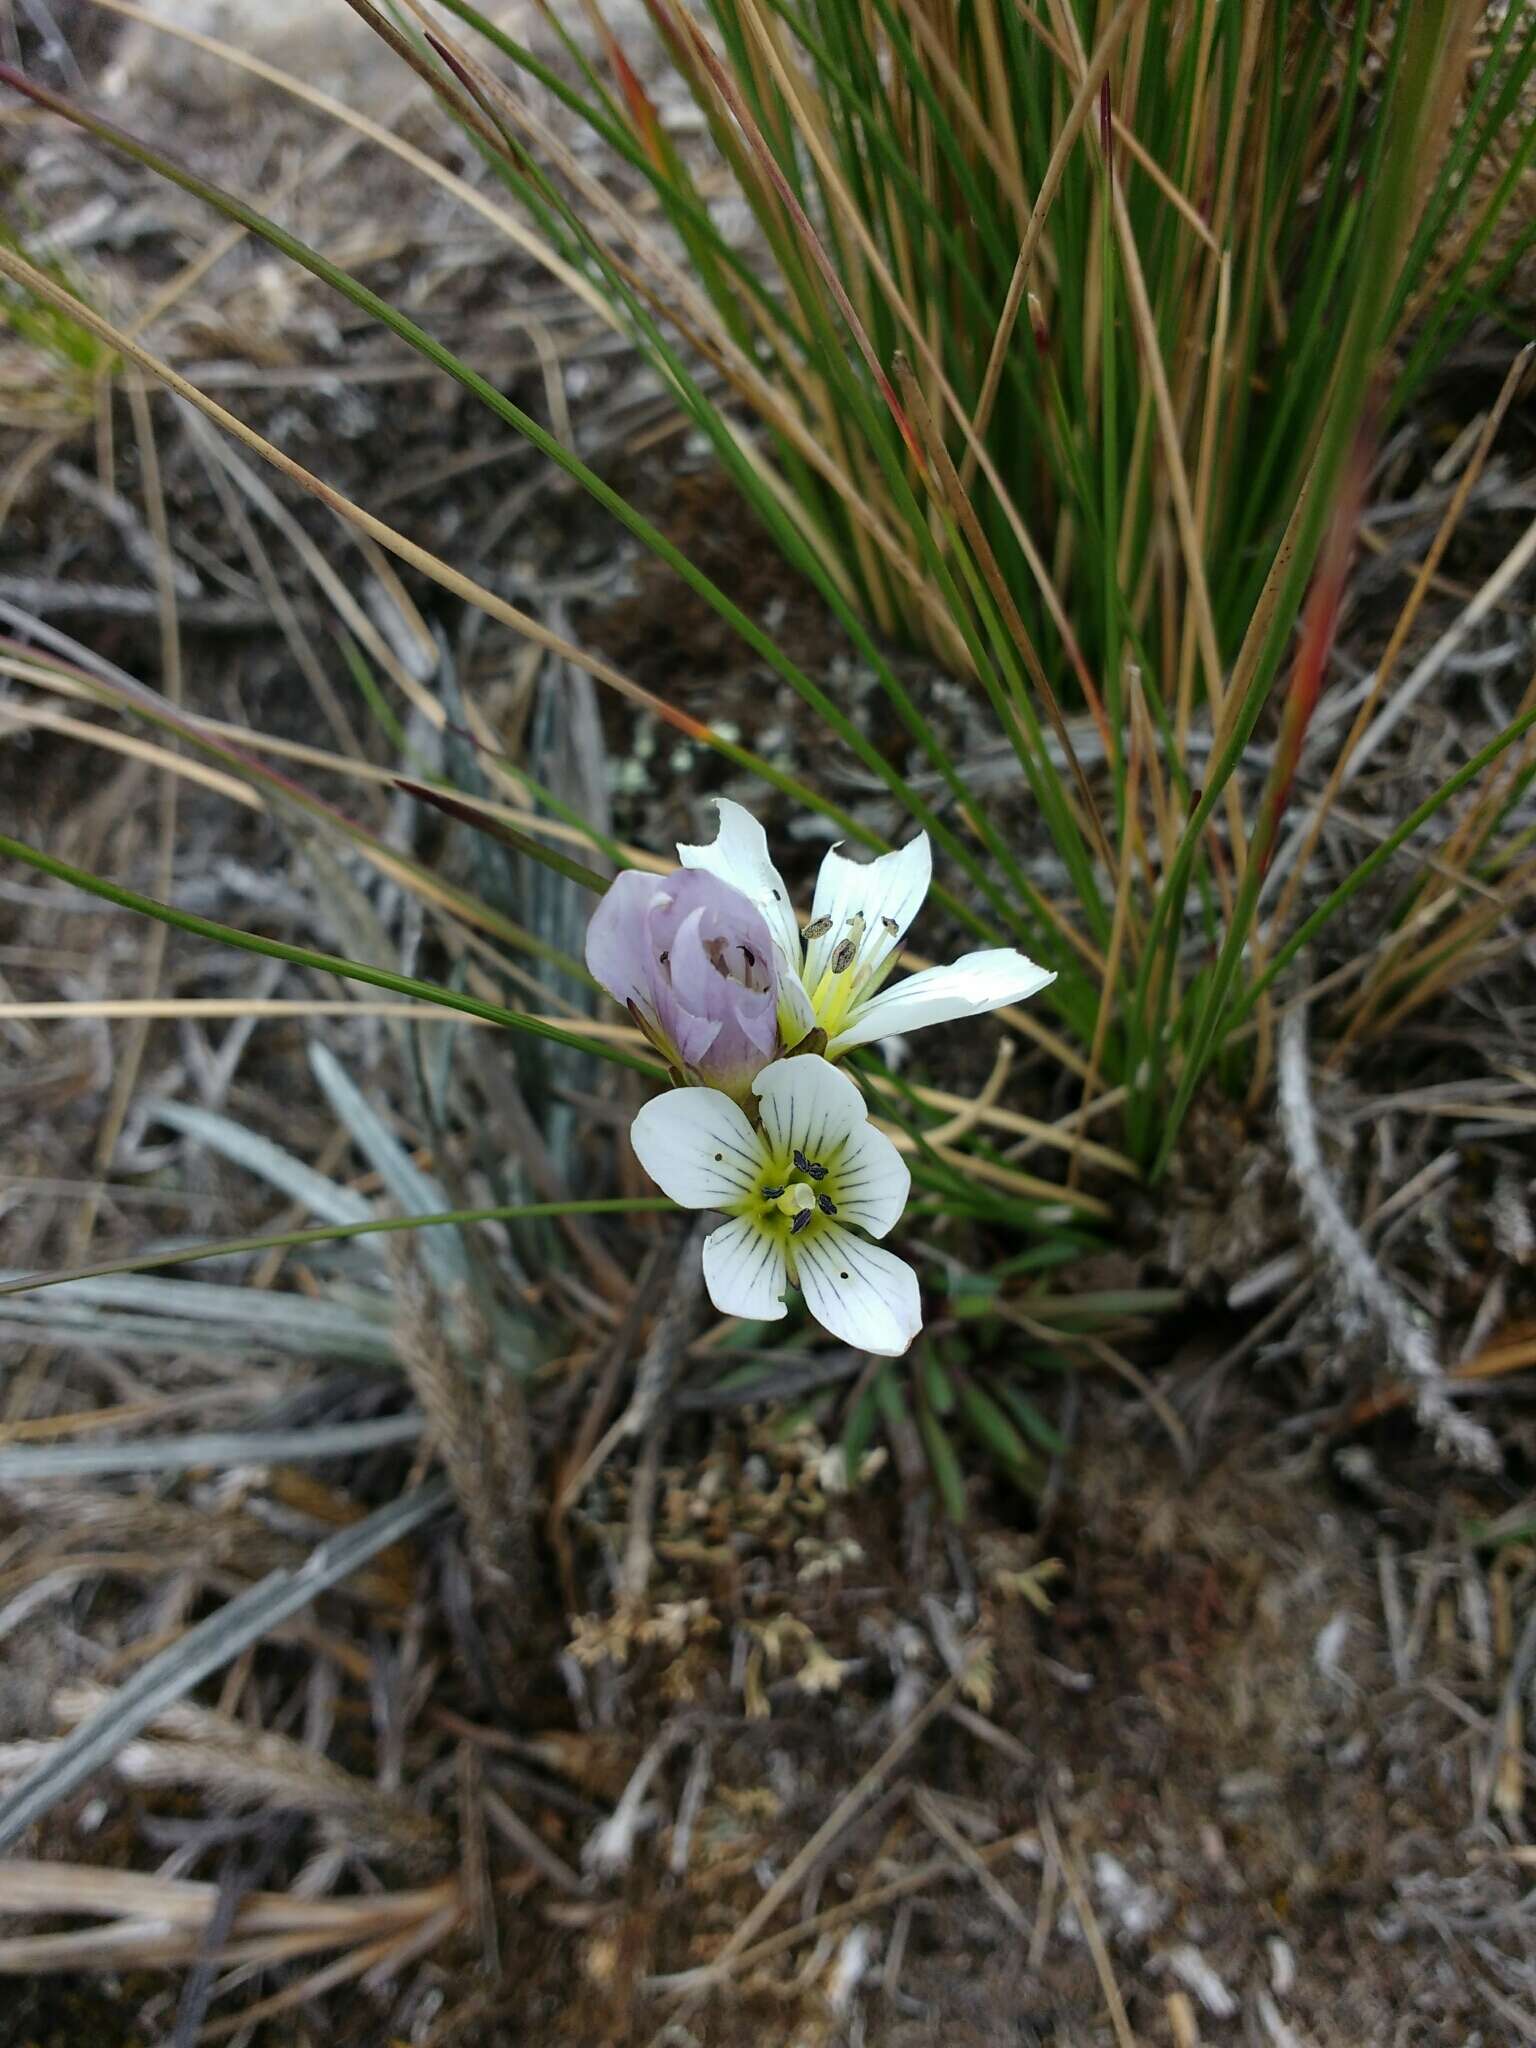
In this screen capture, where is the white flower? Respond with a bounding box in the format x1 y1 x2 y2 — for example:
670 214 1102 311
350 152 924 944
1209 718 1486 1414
677 800 1055 1058
631 1054 921 1357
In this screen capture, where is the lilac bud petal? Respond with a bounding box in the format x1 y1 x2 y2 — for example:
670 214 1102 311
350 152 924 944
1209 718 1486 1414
585 869 671 1008
585 863 785 1100
662 904 722 1016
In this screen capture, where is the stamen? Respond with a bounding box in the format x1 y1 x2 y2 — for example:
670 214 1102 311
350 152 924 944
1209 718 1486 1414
792 1148 828 1182
760 1184 785 1201
881 916 899 935
831 912 866 975
817 1193 837 1215
803 915 832 941
790 1209 812 1235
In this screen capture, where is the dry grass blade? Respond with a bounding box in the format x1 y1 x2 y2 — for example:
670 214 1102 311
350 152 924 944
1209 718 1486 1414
0 244 730 756
398 0 948 643
910 1785 1032 1937
197 1901 465 2039
891 353 1112 871
660 1823 1041 1988
1266 343 1536 939
390 1247 530 1611
0 1414 424 1480
1278 999 1499 1472
1332 503 1536 798
0 700 257 806
0 1918 372 1977
1051 2 1226 733
0 1863 451 1927
40 1691 447 1866
0 1479 451 1851
664 1666 967 1998
876 1126 1112 1217
862 1063 1137 1176
1038 1804 1139 2048
83 0 616 325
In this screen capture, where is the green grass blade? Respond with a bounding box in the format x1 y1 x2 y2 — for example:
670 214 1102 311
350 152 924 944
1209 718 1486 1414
0 1199 675 1298
0 832 664 1079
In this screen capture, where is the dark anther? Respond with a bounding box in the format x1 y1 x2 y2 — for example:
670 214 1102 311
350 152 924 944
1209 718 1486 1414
817 1193 837 1215
790 1209 812 1235
831 938 857 973
803 915 832 940
792 1149 828 1181
881 916 899 934
760 1184 785 1201
741 946 756 966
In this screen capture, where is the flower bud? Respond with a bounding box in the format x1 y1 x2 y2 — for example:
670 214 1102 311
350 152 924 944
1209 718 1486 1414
585 867 782 1102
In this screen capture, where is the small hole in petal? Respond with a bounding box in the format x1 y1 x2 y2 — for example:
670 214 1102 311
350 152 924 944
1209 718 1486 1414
839 1270 849 1280
714 1152 723 1161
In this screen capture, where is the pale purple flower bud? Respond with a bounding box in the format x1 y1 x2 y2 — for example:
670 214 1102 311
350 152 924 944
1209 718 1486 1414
586 867 781 1101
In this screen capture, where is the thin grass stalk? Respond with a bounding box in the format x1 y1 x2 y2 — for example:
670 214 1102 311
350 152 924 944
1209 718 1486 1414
1229 701 1536 1034
1265 342 1536 947
11 0 1531 1171
388 7 1052 945
1140 0 1464 1171
0 240 900 874
5 70 879 855
0 832 666 1079
0 1201 675 1299
1337 857 1536 1048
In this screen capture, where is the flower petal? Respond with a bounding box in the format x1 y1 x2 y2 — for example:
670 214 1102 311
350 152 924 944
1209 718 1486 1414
678 798 801 976
778 971 818 1049
702 1215 788 1323
826 1119 909 1240
804 834 931 995
753 1054 866 1168
630 1086 764 1210
793 1222 922 1357
584 868 671 1006
829 949 1056 1055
